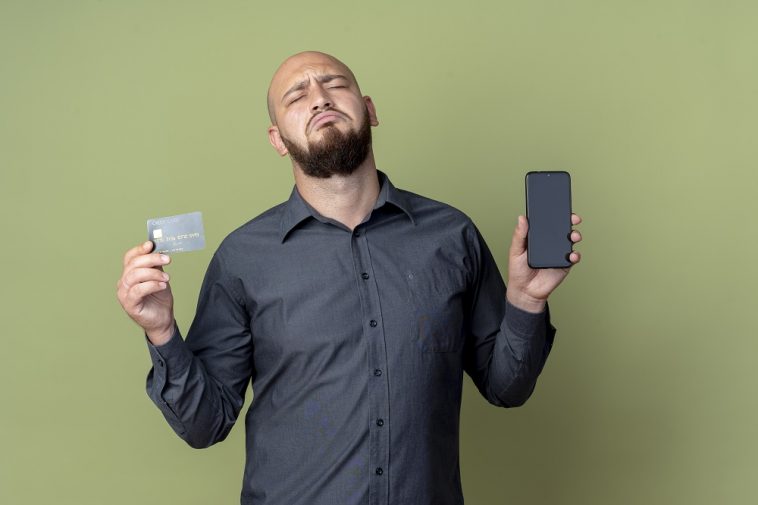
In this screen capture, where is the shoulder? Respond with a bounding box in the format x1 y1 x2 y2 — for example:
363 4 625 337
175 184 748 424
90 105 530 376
211 200 288 264
398 187 476 230
398 187 481 251
396 187 489 287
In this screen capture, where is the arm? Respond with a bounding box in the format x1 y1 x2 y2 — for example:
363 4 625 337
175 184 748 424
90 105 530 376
462 222 556 408
462 214 582 407
144 250 253 449
117 241 252 448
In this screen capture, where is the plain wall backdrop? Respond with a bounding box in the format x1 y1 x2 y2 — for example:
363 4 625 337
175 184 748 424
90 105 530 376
2 1 756 503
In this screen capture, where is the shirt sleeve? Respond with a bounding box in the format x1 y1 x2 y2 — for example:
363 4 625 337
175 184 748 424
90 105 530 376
461 220 556 408
145 248 254 448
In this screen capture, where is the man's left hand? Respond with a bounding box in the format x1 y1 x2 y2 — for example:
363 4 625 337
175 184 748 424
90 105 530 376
505 213 583 313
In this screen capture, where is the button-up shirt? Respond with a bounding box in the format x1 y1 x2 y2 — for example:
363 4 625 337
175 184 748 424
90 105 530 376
145 169 557 505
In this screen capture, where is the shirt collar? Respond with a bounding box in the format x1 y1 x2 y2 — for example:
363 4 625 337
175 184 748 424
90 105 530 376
279 169 415 243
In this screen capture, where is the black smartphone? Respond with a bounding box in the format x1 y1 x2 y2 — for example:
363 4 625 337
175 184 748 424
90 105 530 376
525 171 573 268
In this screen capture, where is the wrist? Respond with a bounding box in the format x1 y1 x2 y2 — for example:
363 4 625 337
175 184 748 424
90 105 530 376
146 320 176 347
506 290 546 314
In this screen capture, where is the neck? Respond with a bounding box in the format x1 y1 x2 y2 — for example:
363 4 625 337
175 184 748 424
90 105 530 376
292 152 380 231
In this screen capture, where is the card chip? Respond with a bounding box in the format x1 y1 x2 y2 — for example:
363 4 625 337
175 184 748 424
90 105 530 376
146 211 205 254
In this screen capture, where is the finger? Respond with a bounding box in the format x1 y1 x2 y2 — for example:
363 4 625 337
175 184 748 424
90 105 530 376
124 267 170 288
121 260 168 291
569 250 581 264
571 213 582 225
570 230 582 243
127 252 171 271
123 241 155 267
125 280 169 305
509 215 528 257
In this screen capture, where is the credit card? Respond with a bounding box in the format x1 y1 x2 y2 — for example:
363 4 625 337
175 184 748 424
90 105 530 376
146 211 205 254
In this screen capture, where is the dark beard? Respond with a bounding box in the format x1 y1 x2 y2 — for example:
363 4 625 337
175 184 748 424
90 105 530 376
281 112 372 179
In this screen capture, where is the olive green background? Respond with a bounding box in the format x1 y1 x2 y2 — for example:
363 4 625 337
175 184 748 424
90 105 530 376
2 1 756 503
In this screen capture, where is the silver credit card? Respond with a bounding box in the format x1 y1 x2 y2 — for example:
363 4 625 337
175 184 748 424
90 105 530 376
146 211 205 254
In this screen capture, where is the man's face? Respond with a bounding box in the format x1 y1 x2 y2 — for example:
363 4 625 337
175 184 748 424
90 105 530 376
267 52 379 178
280 107 372 179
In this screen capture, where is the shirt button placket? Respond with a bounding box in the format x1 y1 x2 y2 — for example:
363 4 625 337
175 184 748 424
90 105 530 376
351 226 389 505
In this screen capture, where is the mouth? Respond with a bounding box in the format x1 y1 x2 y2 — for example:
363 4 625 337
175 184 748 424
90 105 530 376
309 112 343 132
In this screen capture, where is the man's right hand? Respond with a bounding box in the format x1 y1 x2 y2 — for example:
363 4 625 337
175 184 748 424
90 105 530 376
117 241 176 346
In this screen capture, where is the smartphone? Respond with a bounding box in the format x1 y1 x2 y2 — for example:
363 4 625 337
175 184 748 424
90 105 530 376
525 171 573 268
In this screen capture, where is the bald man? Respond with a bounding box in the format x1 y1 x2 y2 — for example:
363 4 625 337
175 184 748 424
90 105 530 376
117 51 583 505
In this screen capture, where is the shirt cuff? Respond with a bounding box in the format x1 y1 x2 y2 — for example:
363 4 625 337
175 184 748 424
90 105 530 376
504 298 547 338
144 325 193 380
501 298 556 369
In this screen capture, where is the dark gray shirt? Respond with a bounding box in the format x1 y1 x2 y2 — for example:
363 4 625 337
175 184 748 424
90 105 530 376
145 169 557 505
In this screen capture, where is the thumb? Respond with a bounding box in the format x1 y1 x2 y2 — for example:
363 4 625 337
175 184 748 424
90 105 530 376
509 215 528 257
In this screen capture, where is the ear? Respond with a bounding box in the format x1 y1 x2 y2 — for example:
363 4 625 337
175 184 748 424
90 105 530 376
363 96 379 126
268 125 289 156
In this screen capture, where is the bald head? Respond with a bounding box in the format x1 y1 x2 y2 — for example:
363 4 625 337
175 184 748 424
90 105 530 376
266 51 361 125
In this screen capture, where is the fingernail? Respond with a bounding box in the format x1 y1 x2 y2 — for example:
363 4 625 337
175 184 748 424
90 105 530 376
162 273 169 281
160 254 169 262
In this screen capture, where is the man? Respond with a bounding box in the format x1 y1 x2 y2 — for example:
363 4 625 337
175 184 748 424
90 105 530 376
116 50 583 505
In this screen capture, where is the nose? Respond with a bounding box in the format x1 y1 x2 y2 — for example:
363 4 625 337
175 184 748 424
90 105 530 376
310 86 332 112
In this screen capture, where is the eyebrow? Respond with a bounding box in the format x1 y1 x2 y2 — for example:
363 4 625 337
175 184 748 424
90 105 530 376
281 74 348 103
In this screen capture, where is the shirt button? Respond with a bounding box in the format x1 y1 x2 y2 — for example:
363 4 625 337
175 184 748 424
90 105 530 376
374 369 382 376
158 360 164 368
375 467 383 475
361 272 369 280
376 418 384 427
354 230 361 237
369 319 377 327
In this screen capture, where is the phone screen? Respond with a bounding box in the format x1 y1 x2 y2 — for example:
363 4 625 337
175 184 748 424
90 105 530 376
525 171 573 268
